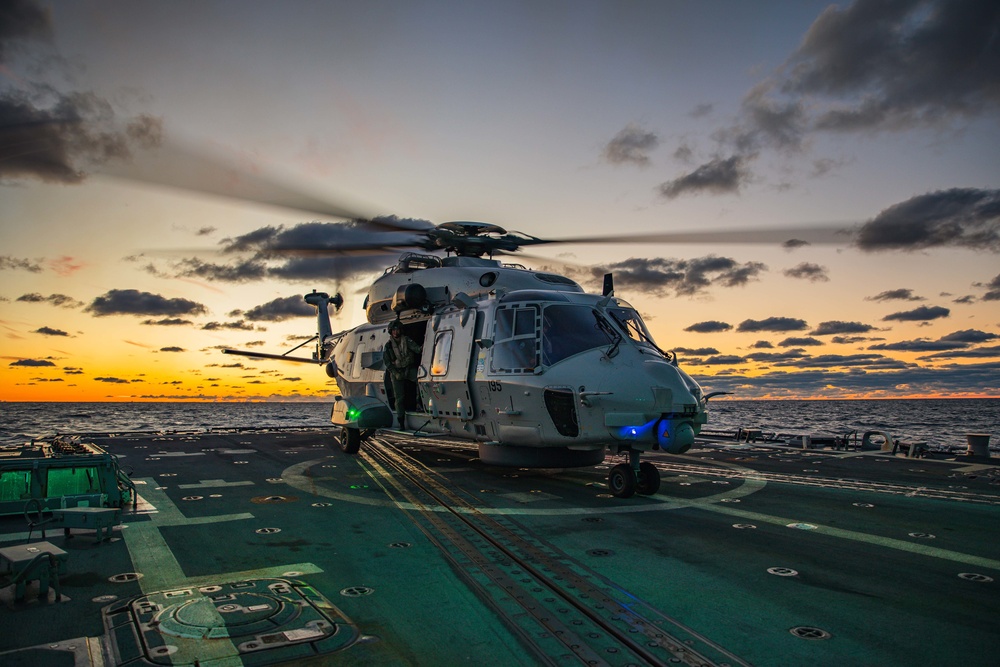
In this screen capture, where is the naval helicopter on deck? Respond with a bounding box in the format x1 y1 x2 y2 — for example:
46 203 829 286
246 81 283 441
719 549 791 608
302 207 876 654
223 218 748 498
107 144 843 497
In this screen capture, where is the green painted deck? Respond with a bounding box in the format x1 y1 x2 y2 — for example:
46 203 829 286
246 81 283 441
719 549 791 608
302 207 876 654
1 428 997 666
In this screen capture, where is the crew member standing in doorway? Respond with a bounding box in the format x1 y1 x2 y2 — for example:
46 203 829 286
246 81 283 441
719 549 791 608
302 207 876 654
384 319 421 430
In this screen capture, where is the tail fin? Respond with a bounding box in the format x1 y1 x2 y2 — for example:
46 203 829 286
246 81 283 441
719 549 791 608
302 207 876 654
304 290 343 360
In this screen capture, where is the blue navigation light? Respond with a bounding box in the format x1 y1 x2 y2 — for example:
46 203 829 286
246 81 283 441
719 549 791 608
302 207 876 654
616 419 657 440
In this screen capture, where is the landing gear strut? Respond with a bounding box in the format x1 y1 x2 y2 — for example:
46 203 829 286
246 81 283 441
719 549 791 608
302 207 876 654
608 449 660 498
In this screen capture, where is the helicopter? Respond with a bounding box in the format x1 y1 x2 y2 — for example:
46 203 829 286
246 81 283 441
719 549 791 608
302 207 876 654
101 142 843 498
220 217 790 498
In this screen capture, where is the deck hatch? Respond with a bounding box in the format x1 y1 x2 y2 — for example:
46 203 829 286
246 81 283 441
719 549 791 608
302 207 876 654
102 578 358 665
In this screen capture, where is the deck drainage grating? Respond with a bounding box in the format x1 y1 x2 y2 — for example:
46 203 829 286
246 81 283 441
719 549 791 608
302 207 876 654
958 573 994 582
340 586 375 597
252 495 298 504
109 572 143 583
790 626 832 640
255 527 282 534
767 567 798 577
908 532 935 539
388 542 412 548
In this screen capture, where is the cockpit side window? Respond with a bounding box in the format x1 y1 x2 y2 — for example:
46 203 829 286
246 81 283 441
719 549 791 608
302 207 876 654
490 305 539 373
609 307 653 343
541 305 616 366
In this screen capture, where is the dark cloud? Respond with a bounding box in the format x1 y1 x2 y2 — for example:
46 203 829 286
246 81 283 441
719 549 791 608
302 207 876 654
882 305 950 322
0 0 163 184
977 273 1000 301
141 318 194 326
161 220 405 284
202 320 256 331
681 1 1000 196
769 353 912 370
0 0 52 61
869 339 966 352
737 317 808 333
749 340 774 349
86 289 208 317
0 256 42 272
778 337 823 347
782 239 811 250
196 226 216 236
866 288 924 302
63 366 83 374
586 255 766 297
939 329 998 343
17 292 83 308
684 320 733 333
0 89 163 184
673 347 720 356
32 325 68 336
871 328 998 352
9 358 55 366
783 262 829 282
810 321 877 336
159 346 184 352
94 376 129 383
855 189 1000 252
832 335 878 344
658 155 752 198
918 345 1000 360
602 123 659 167
685 355 747 366
784 0 1000 133
238 295 316 322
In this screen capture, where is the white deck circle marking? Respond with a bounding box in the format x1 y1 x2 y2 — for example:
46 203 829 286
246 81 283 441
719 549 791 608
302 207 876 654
280 456 767 516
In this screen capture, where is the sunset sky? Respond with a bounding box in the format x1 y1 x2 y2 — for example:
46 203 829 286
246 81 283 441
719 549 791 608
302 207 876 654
2 0 999 402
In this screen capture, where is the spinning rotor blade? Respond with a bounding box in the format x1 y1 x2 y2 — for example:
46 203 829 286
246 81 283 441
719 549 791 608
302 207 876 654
521 224 854 248
101 139 435 234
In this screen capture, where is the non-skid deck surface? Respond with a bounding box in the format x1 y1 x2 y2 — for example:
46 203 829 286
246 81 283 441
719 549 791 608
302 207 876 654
1 429 997 666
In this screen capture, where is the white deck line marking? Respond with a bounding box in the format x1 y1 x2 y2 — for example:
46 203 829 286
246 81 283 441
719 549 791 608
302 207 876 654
687 500 1000 572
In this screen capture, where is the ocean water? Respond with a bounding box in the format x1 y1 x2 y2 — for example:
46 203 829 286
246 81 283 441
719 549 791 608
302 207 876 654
0 399 996 450
706 398 998 449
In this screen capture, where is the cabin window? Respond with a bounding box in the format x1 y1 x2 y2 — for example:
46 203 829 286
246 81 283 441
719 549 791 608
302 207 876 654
541 305 616 366
491 305 539 373
0 470 31 501
45 467 101 497
351 344 365 379
430 330 454 376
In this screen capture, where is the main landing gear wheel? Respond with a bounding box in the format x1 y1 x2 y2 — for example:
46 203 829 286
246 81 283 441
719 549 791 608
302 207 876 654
608 463 637 498
637 461 661 495
338 426 361 454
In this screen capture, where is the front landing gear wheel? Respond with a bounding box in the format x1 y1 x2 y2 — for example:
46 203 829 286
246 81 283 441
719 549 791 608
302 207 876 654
637 461 661 495
608 463 637 498
339 426 361 454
